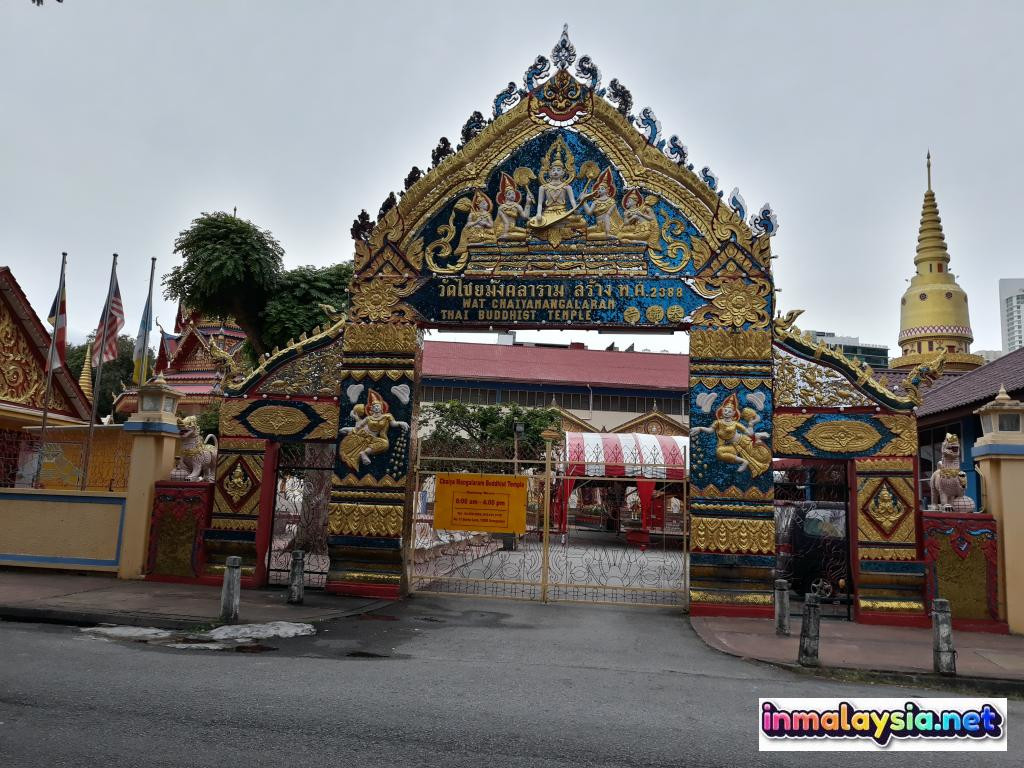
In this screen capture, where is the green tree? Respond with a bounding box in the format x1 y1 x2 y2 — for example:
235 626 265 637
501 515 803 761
194 400 221 438
67 335 141 422
163 212 284 357
260 262 353 352
418 401 560 472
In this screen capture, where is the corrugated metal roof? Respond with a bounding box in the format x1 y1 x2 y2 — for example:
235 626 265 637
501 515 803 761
422 340 688 390
918 347 1024 418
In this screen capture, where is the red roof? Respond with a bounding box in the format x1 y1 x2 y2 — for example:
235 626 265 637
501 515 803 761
422 341 688 391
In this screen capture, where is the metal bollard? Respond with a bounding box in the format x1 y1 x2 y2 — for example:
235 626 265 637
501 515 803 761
932 598 957 676
220 555 241 625
797 593 821 667
774 579 791 636
287 550 305 605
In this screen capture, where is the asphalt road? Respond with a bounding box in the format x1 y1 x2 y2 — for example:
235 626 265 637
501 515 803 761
0 596 1019 767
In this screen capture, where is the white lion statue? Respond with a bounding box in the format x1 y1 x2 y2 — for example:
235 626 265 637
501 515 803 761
177 415 218 482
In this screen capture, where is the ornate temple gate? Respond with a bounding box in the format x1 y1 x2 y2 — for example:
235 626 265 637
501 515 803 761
196 28 945 621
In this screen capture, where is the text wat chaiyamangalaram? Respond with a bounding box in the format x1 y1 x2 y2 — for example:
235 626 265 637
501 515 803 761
190 28 947 621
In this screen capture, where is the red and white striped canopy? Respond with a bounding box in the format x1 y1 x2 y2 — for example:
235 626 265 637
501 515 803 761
563 432 689 480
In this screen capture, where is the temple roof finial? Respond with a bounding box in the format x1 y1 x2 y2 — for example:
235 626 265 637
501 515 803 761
552 24 576 70
926 150 932 192
78 342 93 402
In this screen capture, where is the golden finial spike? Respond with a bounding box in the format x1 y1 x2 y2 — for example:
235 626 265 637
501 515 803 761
78 342 93 402
926 150 932 191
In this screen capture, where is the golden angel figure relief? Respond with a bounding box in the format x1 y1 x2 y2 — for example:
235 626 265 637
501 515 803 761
690 393 771 477
338 389 409 472
450 135 663 253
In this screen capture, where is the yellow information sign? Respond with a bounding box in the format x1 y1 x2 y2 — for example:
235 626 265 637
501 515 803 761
433 473 527 534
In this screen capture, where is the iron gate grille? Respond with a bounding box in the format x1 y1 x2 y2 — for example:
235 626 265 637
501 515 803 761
774 464 852 620
267 442 334 588
409 442 688 606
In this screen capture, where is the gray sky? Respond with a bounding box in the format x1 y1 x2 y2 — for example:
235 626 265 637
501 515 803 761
2 1 1021 355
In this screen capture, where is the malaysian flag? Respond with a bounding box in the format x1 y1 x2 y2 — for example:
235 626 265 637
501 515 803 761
46 256 67 371
92 266 125 368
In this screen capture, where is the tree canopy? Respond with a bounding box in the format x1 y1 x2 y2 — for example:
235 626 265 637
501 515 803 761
260 262 353 352
163 212 353 360
163 212 284 357
418 401 561 472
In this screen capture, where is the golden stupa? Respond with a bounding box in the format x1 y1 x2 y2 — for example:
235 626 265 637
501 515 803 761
889 154 983 372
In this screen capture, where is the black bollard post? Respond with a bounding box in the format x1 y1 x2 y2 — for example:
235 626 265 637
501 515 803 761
797 593 820 667
932 598 957 676
220 556 241 625
287 550 305 606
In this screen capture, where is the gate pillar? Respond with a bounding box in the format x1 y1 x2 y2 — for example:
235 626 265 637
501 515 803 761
687 287 776 616
204 436 273 587
326 321 420 599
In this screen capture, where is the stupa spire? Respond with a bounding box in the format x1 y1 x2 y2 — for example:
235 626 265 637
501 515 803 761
890 153 983 372
914 155 950 272
78 343 93 402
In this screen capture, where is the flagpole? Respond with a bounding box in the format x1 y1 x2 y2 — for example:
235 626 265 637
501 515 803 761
81 253 117 491
139 257 156 385
33 252 66 488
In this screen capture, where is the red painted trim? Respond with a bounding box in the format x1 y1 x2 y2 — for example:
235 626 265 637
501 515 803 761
857 611 931 628
773 457 848 469
847 460 862 623
253 442 280 586
952 618 1009 635
326 580 400 600
923 510 997 523
688 602 774 618
912 453 924 561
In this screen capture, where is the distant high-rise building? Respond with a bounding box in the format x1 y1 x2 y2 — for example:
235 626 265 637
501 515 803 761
1000 278 1024 353
890 154 983 372
974 350 1006 364
806 330 889 368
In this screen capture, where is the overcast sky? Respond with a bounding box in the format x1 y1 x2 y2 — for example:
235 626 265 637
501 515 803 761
2 1 1021 355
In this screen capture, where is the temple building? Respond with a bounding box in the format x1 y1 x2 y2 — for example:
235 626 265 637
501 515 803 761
420 335 688 435
112 305 247 418
889 154 983 372
0 267 92 485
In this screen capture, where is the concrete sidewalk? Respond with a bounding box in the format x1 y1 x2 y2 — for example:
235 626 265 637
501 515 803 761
692 615 1024 683
0 570 388 630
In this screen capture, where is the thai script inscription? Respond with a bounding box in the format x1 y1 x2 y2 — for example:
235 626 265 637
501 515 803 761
426 277 698 326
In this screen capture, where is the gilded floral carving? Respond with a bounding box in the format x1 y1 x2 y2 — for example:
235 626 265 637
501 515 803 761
773 347 873 408
328 503 404 537
0 297 45 407
692 278 772 329
690 516 775 554
803 421 882 453
690 329 771 360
